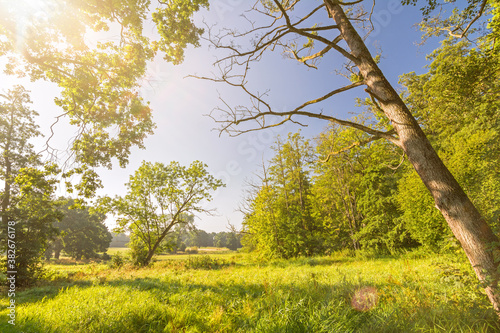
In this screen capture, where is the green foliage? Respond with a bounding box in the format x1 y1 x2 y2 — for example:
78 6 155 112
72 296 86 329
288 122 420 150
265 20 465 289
213 231 242 250
356 165 416 254
313 120 411 254
241 8 500 258
109 252 126 269
49 199 112 260
487 0 500 51
1 254 499 332
185 246 199 254
0 0 209 199
188 228 213 248
401 0 489 28
7 165 63 286
243 125 419 257
396 167 451 250
0 0 158 169
0 86 62 286
106 160 224 266
128 233 152 266
184 255 230 270
243 132 326 258
399 39 500 246
152 0 210 64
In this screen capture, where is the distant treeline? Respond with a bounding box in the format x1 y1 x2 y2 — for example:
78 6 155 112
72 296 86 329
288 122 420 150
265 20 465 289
111 227 242 252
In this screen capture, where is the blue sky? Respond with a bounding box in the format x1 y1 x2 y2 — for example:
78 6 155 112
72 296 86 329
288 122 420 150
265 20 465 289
1 0 442 232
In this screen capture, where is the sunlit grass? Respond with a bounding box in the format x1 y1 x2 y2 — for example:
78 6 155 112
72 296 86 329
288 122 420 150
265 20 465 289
0 252 498 332
106 247 130 255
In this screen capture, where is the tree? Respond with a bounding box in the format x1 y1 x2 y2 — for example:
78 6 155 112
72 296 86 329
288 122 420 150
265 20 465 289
106 160 224 266
0 0 209 197
398 39 500 243
1 86 62 286
213 231 242 250
243 133 328 258
213 232 227 248
225 232 242 251
197 0 500 313
314 123 367 251
48 199 112 260
188 228 214 248
1 86 41 224
313 119 412 254
8 165 63 285
166 219 195 253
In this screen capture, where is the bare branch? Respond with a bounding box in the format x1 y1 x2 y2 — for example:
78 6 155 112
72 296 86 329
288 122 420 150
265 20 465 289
337 0 365 5
454 0 488 39
273 0 358 62
196 1 401 147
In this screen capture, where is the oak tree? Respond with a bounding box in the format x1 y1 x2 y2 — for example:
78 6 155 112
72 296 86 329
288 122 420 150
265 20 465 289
0 0 209 197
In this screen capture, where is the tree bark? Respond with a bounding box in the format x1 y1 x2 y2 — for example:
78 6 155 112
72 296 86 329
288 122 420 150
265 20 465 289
144 223 177 266
325 0 500 313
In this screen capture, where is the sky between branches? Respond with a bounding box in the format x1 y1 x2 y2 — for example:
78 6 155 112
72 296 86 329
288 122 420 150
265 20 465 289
0 0 442 232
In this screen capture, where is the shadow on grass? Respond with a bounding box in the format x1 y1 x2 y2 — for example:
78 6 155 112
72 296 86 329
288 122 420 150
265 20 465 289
4 270 500 333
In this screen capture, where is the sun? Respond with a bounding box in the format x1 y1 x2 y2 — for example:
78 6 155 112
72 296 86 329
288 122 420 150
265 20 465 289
0 0 64 52
8 0 54 20
0 0 56 34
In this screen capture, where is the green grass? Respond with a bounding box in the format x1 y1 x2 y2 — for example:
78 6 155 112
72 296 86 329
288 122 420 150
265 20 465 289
106 247 131 255
106 246 232 259
1 252 498 332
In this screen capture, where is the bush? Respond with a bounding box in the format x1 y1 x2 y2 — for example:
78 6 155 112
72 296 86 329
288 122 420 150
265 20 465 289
185 255 231 270
128 238 150 266
185 246 198 254
101 252 111 261
109 253 125 268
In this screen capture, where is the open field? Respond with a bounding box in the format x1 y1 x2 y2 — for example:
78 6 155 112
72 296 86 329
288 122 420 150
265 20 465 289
1 251 499 332
106 247 232 258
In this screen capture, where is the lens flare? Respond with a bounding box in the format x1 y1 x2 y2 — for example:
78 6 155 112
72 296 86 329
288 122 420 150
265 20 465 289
351 286 378 311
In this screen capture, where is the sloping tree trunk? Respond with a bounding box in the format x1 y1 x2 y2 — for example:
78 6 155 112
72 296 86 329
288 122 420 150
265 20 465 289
325 0 500 313
143 223 177 266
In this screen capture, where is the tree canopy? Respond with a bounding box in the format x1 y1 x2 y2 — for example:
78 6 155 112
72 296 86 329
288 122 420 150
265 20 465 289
199 0 500 314
48 198 112 260
1 86 63 285
106 160 224 266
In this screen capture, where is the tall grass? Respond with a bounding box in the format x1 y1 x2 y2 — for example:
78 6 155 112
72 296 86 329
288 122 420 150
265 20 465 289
1 252 498 332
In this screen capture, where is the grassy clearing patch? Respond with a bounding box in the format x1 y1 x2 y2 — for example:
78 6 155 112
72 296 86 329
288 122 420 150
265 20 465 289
105 247 130 255
0 253 498 332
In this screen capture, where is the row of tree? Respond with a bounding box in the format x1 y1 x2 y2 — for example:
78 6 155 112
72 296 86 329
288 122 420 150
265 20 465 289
169 227 242 252
242 37 500 258
111 228 242 252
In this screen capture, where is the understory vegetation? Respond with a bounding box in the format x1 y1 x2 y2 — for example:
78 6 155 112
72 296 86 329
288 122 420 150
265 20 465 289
0 251 499 332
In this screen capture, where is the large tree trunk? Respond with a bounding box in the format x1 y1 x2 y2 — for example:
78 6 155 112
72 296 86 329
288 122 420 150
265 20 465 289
325 0 500 313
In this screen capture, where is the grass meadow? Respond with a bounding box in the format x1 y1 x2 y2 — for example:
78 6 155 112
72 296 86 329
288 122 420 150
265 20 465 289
1 250 499 332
